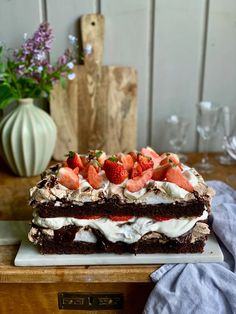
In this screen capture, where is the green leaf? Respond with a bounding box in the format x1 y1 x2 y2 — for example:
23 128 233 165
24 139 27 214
59 76 66 88
0 84 16 109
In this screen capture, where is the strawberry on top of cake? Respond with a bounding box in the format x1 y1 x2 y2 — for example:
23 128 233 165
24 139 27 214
60 148 193 194
30 147 212 212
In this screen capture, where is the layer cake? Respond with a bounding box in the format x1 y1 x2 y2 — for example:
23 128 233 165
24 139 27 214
28 148 214 254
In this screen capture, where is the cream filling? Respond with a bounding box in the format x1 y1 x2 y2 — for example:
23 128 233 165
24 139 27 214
32 210 208 244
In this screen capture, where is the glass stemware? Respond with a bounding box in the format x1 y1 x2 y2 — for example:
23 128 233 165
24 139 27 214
216 107 236 165
225 127 236 184
166 115 190 163
194 101 221 173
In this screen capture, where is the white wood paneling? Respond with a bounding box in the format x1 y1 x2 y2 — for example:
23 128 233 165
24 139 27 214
202 0 236 151
46 0 97 62
151 0 207 153
100 0 152 149
0 0 42 48
1 0 235 153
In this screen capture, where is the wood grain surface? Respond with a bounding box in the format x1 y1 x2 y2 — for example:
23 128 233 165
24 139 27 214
51 14 137 160
0 282 153 314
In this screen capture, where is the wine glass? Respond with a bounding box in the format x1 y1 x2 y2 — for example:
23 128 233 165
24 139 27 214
166 115 190 163
225 126 236 184
216 107 236 165
195 101 221 173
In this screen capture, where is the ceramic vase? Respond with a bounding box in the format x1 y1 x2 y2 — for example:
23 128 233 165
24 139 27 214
0 98 57 176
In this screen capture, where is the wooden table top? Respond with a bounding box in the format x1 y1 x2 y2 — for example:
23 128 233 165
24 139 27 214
0 153 235 284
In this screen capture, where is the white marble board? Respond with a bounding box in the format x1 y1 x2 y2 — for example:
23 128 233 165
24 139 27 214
14 233 223 266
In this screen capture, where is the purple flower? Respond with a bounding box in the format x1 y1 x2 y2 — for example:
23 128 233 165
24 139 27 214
57 54 68 65
0 22 76 101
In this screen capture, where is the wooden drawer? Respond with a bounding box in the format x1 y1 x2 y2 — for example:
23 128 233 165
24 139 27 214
0 282 154 314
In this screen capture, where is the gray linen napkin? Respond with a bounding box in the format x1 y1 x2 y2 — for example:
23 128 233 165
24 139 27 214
143 180 236 314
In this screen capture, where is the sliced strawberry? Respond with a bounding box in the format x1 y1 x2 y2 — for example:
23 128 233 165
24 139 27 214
160 153 183 170
128 151 138 162
152 164 170 181
141 147 162 168
165 166 194 192
118 153 134 172
131 161 143 179
79 215 102 220
137 154 154 171
81 155 89 167
80 163 90 178
109 215 134 221
58 167 80 190
153 216 172 221
89 159 102 173
87 164 103 189
73 167 80 175
126 168 153 192
89 150 107 166
66 151 84 170
97 151 107 166
103 159 128 184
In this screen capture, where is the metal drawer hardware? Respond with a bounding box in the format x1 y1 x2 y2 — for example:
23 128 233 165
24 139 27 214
58 292 124 310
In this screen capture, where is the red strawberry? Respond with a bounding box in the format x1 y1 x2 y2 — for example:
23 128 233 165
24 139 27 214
73 167 80 175
66 151 84 170
126 168 153 192
109 215 134 221
90 159 102 173
128 151 138 162
160 153 183 170
79 215 102 220
131 161 143 179
118 153 134 172
103 159 128 184
153 216 172 221
152 164 170 181
80 163 90 178
141 147 162 168
165 166 194 192
137 154 154 171
81 155 89 167
87 164 103 189
58 167 80 190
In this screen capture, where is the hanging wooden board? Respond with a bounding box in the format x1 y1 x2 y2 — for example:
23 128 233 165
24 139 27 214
51 14 137 160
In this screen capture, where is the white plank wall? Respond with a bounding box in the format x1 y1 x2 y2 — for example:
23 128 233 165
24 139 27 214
202 0 236 151
46 0 97 62
151 0 207 152
0 0 235 152
0 0 42 47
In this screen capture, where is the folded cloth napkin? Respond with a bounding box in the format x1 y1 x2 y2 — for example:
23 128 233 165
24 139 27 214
143 180 236 314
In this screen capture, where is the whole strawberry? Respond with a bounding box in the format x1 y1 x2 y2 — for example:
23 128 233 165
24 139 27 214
103 158 128 184
66 151 84 170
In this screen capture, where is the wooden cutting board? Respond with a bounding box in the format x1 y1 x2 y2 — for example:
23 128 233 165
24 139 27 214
51 14 137 160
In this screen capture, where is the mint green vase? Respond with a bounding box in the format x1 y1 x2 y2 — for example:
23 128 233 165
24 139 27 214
0 98 57 176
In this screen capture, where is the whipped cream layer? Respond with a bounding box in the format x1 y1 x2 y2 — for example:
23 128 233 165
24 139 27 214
30 167 212 206
32 210 208 244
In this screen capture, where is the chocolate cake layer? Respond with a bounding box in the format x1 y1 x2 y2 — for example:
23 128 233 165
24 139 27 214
29 223 209 255
33 196 208 219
